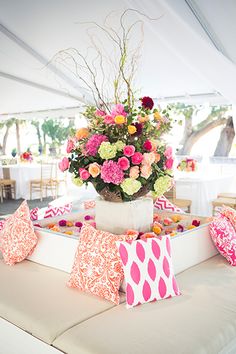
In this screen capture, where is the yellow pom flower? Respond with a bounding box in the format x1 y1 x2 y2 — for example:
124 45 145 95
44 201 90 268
128 125 137 135
114 115 126 125
154 111 162 121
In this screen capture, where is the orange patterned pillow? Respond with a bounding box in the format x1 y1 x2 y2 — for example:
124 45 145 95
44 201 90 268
68 223 138 304
0 200 38 265
221 205 236 230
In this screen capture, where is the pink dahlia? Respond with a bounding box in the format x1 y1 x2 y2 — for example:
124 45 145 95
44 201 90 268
111 103 127 118
165 158 174 169
59 157 69 172
118 157 130 171
104 115 115 125
79 168 90 181
143 140 152 151
131 152 143 165
95 109 106 117
164 146 173 159
123 145 135 157
101 160 124 185
85 134 108 156
66 138 75 153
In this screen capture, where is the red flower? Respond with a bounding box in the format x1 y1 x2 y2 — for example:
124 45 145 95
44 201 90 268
143 140 152 151
134 123 143 136
141 96 154 110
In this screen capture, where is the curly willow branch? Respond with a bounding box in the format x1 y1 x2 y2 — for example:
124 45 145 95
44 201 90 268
49 8 162 109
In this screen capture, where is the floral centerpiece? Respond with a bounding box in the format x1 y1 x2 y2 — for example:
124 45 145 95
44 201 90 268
177 158 197 172
57 10 174 202
60 98 173 202
20 151 33 163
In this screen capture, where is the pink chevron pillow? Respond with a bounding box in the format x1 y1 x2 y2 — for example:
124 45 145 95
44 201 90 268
0 200 38 265
154 196 184 213
117 236 181 308
209 216 236 266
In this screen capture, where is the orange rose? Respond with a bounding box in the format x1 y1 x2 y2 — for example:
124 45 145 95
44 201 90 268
88 162 101 178
155 153 161 163
138 115 149 123
75 128 89 140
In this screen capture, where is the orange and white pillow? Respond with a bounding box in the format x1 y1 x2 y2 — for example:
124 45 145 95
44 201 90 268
0 200 38 265
68 223 138 304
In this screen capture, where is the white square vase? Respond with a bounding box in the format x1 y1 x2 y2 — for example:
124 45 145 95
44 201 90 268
95 197 153 234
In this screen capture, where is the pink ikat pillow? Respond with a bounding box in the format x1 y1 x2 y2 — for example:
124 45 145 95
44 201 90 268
117 235 181 308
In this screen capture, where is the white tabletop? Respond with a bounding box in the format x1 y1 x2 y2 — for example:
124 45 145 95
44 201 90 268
175 173 235 216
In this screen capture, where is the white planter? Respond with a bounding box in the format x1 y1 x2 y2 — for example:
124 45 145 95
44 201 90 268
95 198 154 234
28 210 218 277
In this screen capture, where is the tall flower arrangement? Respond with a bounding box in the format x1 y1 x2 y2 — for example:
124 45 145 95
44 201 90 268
60 98 173 201
57 10 174 201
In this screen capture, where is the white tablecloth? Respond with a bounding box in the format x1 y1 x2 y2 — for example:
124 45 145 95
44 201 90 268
175 173 235 216
0 164 42 199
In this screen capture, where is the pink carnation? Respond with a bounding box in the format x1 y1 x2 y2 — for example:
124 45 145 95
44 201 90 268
66 138 75 153
95 109 106 117
118 157 130 171
131 152 143 165
111 103 127 118
85 134 108 156
165 158 174 169
59 157 69 172
164 146 173 159
79 168 90 181
123 145 135 157
104 115 115 125
143 140 152 151
101 160 124 185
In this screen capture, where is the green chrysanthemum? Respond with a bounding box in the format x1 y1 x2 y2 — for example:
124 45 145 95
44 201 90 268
115 140 125 151
98 142 117 160
72 175 83 187
121 178 142 196
153 175 172 197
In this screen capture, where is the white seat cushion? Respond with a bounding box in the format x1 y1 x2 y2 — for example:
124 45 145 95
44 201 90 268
0 258 124 344
53 255 236 354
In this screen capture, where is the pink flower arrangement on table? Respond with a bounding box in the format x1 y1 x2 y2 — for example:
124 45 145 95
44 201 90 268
177 158 197 172
59 96 174 202
20 151 33 162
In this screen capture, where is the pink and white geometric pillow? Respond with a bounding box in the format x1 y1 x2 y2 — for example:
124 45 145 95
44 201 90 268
0 200 38 265
209 216 236 266
220 206 236 231
117 235 181 308
154 195 184 213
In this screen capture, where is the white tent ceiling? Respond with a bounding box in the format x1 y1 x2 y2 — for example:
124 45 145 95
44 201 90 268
0 0 235 119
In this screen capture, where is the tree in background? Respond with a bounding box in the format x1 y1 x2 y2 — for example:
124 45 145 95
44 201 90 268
41 119 73 155
31 120 43 152
0 119 15 155
171 103 232 156
214 116 235 156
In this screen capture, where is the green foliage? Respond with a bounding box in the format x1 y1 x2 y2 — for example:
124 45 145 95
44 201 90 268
41 119 72 147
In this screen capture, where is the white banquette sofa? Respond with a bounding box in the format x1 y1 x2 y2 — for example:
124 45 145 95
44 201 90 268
1 251 236 354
